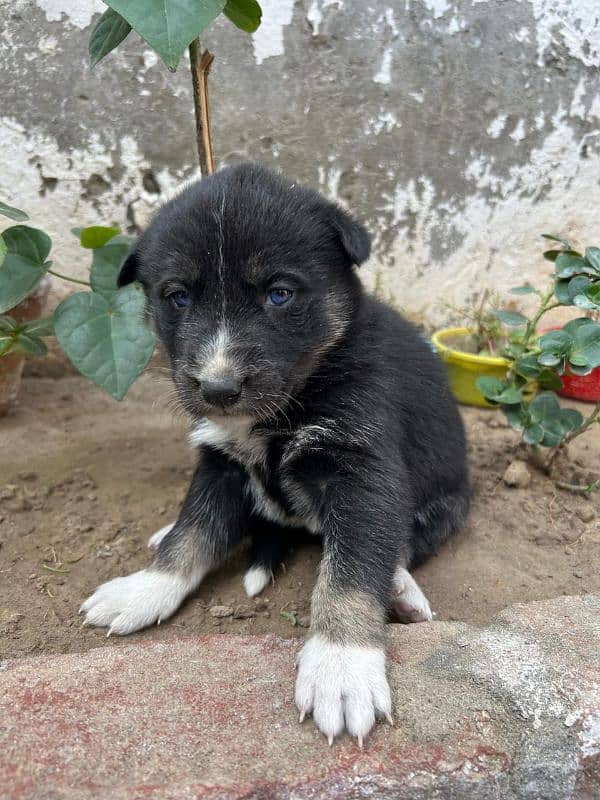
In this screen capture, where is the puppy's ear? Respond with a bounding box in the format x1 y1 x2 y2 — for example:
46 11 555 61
117 249 140 288
331 206 371 266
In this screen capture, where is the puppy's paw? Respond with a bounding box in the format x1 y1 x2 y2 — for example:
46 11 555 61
242 565 272 597
147 522 175 549
390 567 432 623
80 569 190 635
295 635 391 746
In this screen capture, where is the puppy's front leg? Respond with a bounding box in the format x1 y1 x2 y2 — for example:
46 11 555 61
295 470 407 746
81 447 248 635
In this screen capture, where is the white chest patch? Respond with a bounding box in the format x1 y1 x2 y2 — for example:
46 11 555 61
189 417 267 466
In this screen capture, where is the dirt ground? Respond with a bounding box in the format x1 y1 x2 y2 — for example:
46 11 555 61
1 371 598 659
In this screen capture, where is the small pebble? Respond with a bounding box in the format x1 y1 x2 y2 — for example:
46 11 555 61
503 460 531 489
96 545 112 559
297 615 310 628
576 506 595 524
209 605 234 618
573 569 584 579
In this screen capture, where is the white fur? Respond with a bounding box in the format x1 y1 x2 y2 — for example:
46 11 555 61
80 567 206 635
189 416 253 450
147 522 175 549
295 635 392 745
390 566 433 622
243 565 272 597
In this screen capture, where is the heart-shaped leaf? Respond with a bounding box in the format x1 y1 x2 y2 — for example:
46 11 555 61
224 0 262 32
89 8 132 66
0 226 52 313
79 225 121 249
0 201 29 222
53 286 155 400
90 234 133 299
585 247 600 271
475 376 522 404
555 253 589 279
105 0 226 68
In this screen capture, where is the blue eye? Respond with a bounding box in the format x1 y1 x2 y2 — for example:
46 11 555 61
267 287 293 306
169 290 191 308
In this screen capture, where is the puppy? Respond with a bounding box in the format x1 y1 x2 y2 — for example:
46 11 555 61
81 163 470 745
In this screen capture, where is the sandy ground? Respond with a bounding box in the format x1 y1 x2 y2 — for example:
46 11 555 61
1 372 598 659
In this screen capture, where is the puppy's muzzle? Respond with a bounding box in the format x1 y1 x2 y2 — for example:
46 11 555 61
200 375 243 408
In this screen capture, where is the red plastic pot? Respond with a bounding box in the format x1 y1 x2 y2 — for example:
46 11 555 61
538 325 600 403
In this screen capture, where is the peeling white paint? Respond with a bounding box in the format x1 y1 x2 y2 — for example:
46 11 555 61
307 0 344 36
486 114 508 138
252 0 295 64
509 119 526 143
419 0 451 19
0 117 186 298
31 0 104 29
373 47 393 84
528 0 600 67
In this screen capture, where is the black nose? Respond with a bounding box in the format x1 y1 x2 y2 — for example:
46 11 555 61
201 377 242 407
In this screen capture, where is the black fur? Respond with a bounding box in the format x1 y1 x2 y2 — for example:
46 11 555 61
121 162 469 619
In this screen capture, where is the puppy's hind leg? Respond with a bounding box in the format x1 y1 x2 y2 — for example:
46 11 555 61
81 447 250 635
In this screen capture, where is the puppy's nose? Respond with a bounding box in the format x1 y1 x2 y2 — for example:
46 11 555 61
201 376 242 407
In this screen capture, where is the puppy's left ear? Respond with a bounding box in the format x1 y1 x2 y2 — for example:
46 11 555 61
117 249 140 288
331 206 371 266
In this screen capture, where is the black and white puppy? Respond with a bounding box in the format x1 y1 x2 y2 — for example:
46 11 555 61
81 163 470 746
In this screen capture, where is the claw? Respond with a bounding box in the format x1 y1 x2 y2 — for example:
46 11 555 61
106 629 112 638
328 734 334 747
299 709 306 723
357 735 363 749
385 713 394 726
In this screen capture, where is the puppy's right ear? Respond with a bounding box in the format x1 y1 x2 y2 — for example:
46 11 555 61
117 250 140 288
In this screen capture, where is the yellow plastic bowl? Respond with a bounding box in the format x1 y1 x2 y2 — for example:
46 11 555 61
431 327 510 408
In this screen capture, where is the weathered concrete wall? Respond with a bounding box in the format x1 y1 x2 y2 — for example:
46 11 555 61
2 0 600 321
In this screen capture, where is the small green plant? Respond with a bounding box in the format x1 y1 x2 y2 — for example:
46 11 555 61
475 235 600 463
0 203 155 400
89 0 263 172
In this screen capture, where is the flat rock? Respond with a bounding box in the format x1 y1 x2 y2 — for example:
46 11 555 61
1 596 598 799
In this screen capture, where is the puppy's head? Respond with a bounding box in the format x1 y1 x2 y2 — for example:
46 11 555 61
119 163 370 422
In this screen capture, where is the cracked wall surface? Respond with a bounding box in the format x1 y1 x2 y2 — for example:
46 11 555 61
1 0 600 321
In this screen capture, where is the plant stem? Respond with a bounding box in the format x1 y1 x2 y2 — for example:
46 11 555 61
546 400 600 469
555 479 600 494
48 269 90 287
189 38 215 176
521 287 556 350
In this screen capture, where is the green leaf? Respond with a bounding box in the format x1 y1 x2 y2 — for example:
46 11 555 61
528 391 570 447
555 253 588 279
542 234 571 247
584 247 600 271
53 286 155 400
475 376 522 404
104 0 226 69
515 354 542 379
0 226 52 313
537 369 563 392
508 285 537 295
581 282 600 309
12 332 48 357
504 403 528 431
492 309 528 327
90 234 133 299
89 7 132 66
523 422 544 445
79 225 121 249
0 201 29 222
22 317 54 337
538 329 572 359
560 408 583 433
571 321 600 370
0 234 6 267
0 315 17 332
563 318 596 336
223 0 262 31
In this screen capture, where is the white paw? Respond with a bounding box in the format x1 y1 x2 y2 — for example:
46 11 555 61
243 565 272 597
147 522 175 549
390 566 432 623
295 635 392 746
80 569 194 635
